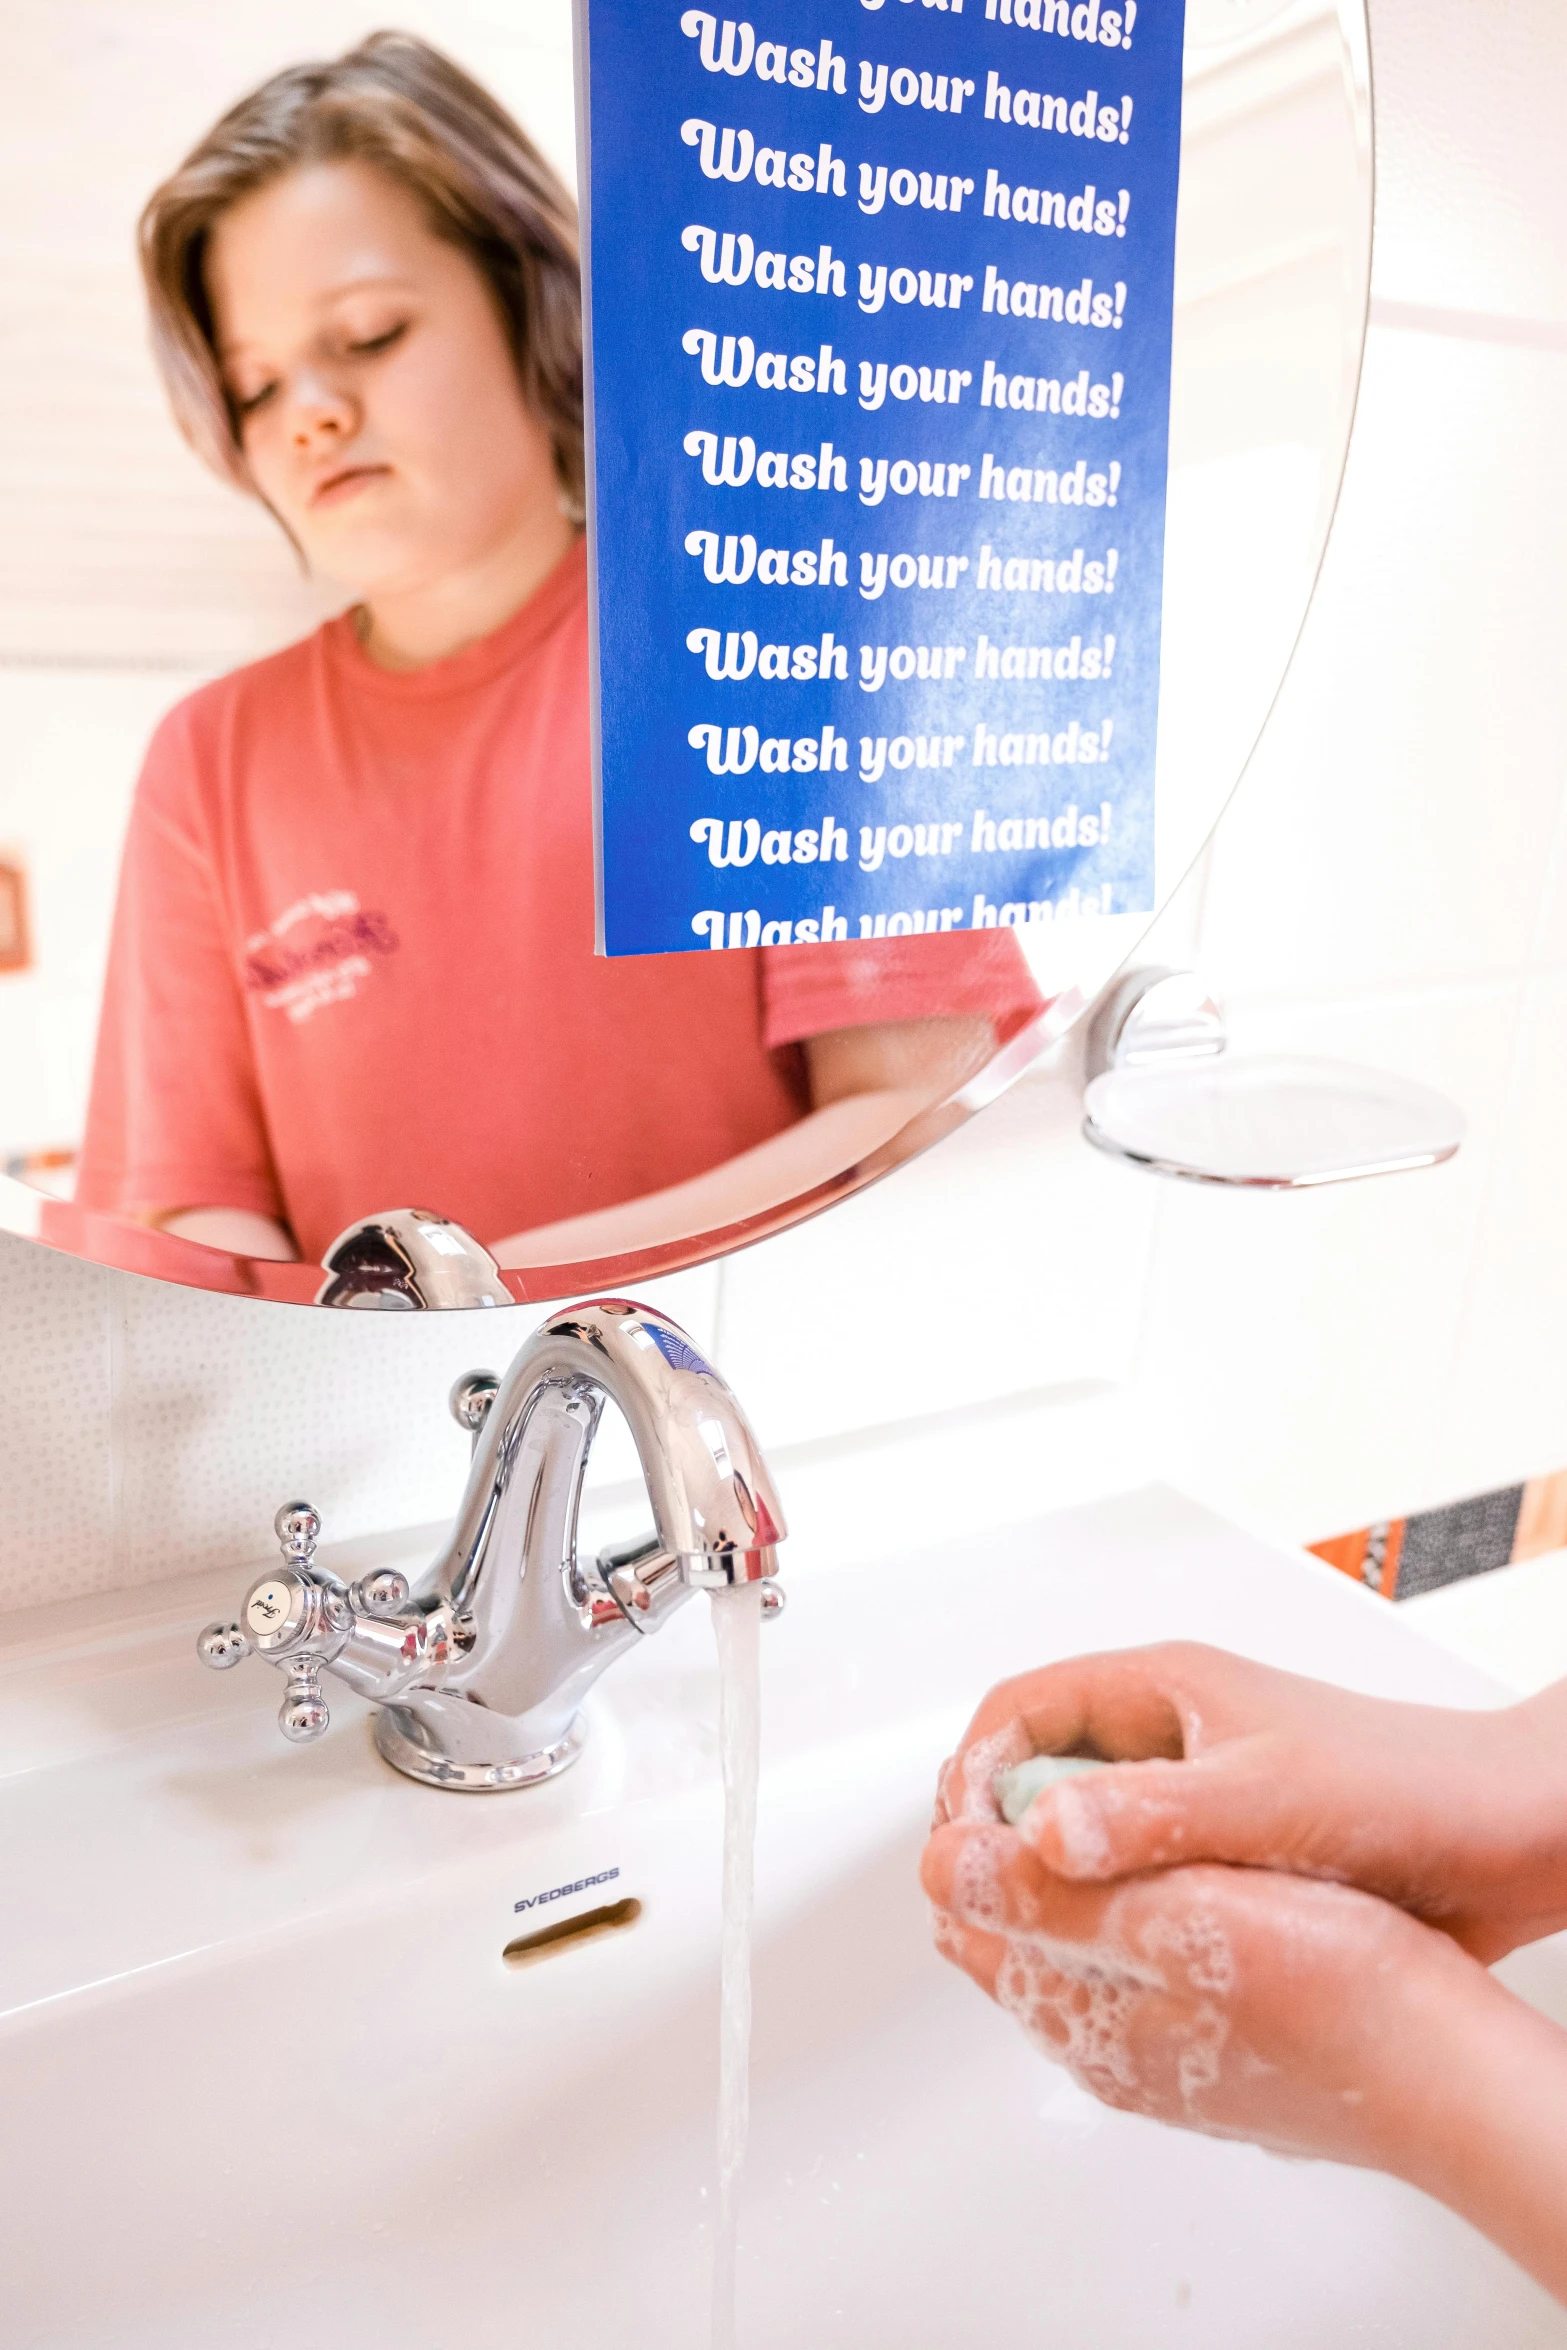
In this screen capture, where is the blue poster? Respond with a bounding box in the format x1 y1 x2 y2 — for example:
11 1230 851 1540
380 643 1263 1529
577 0 1183 957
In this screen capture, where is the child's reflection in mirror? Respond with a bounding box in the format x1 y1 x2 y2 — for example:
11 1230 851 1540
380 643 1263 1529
75 35 1042 1267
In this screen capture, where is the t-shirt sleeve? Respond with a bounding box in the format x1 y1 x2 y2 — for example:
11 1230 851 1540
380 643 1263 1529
759 926 1048 1051
74 705 283 1223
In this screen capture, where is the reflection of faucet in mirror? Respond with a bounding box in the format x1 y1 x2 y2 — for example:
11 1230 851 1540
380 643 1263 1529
198 1298 785 1787
63 32 1042 1279
313 1207 510 1309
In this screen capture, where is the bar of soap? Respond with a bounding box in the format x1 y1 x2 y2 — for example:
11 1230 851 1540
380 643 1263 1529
995 1754 1108 1825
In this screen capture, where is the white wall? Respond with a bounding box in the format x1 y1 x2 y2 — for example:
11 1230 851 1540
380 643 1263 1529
1133 0 1567 1532
0 670 204 1158
0 0 575 666
1 0 1564 1616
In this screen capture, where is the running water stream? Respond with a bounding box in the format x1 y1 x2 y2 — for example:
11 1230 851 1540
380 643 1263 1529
709 1581 764 2350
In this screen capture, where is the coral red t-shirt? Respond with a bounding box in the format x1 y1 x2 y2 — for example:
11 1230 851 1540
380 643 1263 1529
77 542 1042 1260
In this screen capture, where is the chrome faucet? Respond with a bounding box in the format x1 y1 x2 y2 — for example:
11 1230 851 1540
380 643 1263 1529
197 1298 785 1790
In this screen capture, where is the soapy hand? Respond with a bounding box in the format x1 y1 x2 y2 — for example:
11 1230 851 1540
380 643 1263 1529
923 1650 1567 2305
930 1643 1567 1962
920 1820 1489 2171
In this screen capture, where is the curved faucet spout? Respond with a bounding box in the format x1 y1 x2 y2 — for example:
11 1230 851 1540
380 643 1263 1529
494 1297 787 1575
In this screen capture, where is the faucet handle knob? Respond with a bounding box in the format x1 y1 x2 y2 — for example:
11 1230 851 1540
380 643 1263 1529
449 1371 500 1443
349 1567 411 1617
279 1658 330 1744
197 1619 252 1670
274 1501 321 1565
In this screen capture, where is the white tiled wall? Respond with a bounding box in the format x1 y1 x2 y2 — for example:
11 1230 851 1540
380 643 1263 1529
2 0 1565 1616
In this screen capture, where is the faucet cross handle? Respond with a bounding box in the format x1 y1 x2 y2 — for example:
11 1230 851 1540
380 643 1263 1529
197 1499 343 1742
197 1501 416 1747
195 1499 328 1674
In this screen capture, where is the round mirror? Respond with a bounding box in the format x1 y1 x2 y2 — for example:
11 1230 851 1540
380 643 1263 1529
0 0 1370 1304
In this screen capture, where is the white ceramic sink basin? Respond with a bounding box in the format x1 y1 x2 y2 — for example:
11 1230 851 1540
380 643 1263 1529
3 1486 1565 2347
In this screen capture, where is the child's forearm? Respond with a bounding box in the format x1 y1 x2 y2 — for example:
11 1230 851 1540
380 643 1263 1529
151 1206 300 1262
1397 1966 1567 2305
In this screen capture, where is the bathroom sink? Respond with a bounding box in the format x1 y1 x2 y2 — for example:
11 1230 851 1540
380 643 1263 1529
3 1486 1565 2347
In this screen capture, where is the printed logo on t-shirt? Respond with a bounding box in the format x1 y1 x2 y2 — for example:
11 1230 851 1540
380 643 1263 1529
242 890 399 1023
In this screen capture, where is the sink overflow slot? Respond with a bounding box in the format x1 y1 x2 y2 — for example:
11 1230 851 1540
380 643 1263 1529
502 1896 643 1968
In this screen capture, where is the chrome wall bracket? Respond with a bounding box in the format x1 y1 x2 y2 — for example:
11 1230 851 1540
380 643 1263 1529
1082 968 1466 1189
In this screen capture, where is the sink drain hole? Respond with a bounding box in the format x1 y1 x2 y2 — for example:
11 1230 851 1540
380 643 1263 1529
503 1896 643 1967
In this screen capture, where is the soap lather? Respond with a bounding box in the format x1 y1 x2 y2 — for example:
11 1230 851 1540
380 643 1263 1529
995 1754 1109 1825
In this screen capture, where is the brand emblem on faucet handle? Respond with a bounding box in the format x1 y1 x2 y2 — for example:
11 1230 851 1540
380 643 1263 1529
245 1578 301 1638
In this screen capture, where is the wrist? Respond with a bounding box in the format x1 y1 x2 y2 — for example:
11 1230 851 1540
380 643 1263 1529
1503 1685 1567 1861
1388 1952 1567 2303
1463 1692 1567 1948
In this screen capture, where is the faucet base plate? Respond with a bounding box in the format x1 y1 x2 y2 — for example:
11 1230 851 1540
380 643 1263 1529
372 1708 587 1793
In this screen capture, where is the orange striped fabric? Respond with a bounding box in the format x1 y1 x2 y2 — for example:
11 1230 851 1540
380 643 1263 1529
1310 1470 1567 1601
